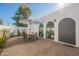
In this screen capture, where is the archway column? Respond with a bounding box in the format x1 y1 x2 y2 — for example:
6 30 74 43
54 22 58 42
43 24 46 39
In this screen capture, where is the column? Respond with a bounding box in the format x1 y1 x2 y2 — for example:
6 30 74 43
54 21 58 42
43 24 46 39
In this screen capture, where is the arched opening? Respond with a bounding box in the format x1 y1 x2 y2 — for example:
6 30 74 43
46 21 54 39
39 23 44 37
58 18 76 45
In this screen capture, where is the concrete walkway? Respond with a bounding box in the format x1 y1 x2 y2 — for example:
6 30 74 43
1 36 79 56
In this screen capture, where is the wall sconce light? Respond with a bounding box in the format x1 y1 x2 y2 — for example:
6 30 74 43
51 28 54 30
54 19 56 22
47 28 50 31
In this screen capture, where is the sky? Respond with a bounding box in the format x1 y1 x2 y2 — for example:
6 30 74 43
0 3 59 26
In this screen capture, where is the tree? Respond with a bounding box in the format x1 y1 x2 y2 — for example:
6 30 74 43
0 18 4 25
12 4 32 27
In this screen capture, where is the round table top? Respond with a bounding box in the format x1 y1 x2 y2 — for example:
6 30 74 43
26 32 36 36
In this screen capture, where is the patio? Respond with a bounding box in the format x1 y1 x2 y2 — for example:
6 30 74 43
1 36 79 56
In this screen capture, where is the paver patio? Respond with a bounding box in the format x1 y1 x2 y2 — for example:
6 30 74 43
1 36 79 56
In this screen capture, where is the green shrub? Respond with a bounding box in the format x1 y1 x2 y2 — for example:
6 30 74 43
0 29 8 46
0 36 6 46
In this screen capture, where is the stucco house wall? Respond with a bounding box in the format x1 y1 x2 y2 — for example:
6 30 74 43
19 19 39 36
39 3 79 47
29 23 39 36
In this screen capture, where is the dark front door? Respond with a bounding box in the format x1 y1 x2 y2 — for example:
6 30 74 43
59 18 76 45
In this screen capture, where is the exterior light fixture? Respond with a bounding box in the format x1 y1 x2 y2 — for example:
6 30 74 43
54 19 56 22
47 28 50 31
51 28 54 30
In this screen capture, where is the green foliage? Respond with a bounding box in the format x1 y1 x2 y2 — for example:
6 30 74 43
0 29 9 46
0 36 6 46
46 30 54 38
39 23 44 27
17 23 27 27
0 18 4 25
17 6 32 19
12 4 32 27
39 31 43 37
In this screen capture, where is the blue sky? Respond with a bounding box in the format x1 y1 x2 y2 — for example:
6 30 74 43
0 3 59 26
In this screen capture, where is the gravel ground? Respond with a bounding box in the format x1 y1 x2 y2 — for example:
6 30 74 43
1 36 79 56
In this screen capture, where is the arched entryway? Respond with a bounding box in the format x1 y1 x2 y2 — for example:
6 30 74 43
39 23 44 37
58 18 76 45
46 21 54 39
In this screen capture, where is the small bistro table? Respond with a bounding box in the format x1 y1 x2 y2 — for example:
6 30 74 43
22 31 38 43
27 33 34 42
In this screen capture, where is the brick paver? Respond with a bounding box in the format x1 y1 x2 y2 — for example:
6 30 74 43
1 36 79 56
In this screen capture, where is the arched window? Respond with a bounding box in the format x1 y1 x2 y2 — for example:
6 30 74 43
46 21 54 39
47 21 54 28
39 23 44 37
